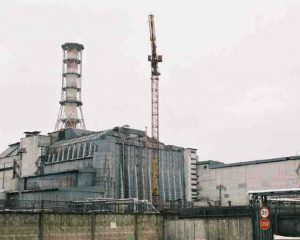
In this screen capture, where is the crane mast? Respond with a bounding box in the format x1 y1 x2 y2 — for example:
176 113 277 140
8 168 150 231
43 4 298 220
148 14 162 205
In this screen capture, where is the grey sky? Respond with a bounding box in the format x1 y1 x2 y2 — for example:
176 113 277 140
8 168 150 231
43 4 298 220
1 0 300 163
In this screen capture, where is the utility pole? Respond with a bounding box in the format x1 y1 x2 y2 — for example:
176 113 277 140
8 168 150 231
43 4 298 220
148 14 162 206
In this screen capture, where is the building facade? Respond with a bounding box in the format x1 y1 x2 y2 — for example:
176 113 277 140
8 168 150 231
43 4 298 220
184 148 198 202
196 157 300 206
0 127 197 203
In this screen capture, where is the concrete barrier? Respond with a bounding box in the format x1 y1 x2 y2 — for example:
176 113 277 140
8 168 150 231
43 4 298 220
0 212 39 240
164 217 253 240
0 212 163 240
0 212 252 240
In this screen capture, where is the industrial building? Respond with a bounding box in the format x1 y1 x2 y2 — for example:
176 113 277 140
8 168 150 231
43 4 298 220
0 128 195 202
0 42 198 203
1 40 299 208
196 156 300 206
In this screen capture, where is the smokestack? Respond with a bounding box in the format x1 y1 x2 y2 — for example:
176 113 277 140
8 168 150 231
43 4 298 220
55 42 86 131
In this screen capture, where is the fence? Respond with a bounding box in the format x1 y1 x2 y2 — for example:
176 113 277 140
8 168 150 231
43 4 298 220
176 205 252 218
0 199 156 213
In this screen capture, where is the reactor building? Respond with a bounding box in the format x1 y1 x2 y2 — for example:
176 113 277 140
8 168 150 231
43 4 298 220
0 43 198 203
1 42 298 206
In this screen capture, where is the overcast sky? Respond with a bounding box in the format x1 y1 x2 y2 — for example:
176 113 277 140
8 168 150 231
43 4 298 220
1 0 300 163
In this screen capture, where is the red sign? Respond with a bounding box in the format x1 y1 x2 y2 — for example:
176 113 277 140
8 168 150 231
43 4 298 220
259 207 270 218
260 218 270 231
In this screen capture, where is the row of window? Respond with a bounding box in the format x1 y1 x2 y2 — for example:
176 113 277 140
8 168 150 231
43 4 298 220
47 141 96 163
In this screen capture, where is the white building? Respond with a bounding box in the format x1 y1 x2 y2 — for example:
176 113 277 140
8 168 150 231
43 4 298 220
196 156 300 206
184 148 198 202
0 142 19 192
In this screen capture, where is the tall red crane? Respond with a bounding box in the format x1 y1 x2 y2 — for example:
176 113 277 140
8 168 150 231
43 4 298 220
148 14 162 205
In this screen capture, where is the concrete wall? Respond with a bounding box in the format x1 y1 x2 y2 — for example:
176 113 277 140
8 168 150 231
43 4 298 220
0 168 14 191
0 212 163 240
197 159 300 206
164 217 253 240
0 212 253 240
0 143 20 192
0 212 39 239
21 135 50 177
44 213 92 240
